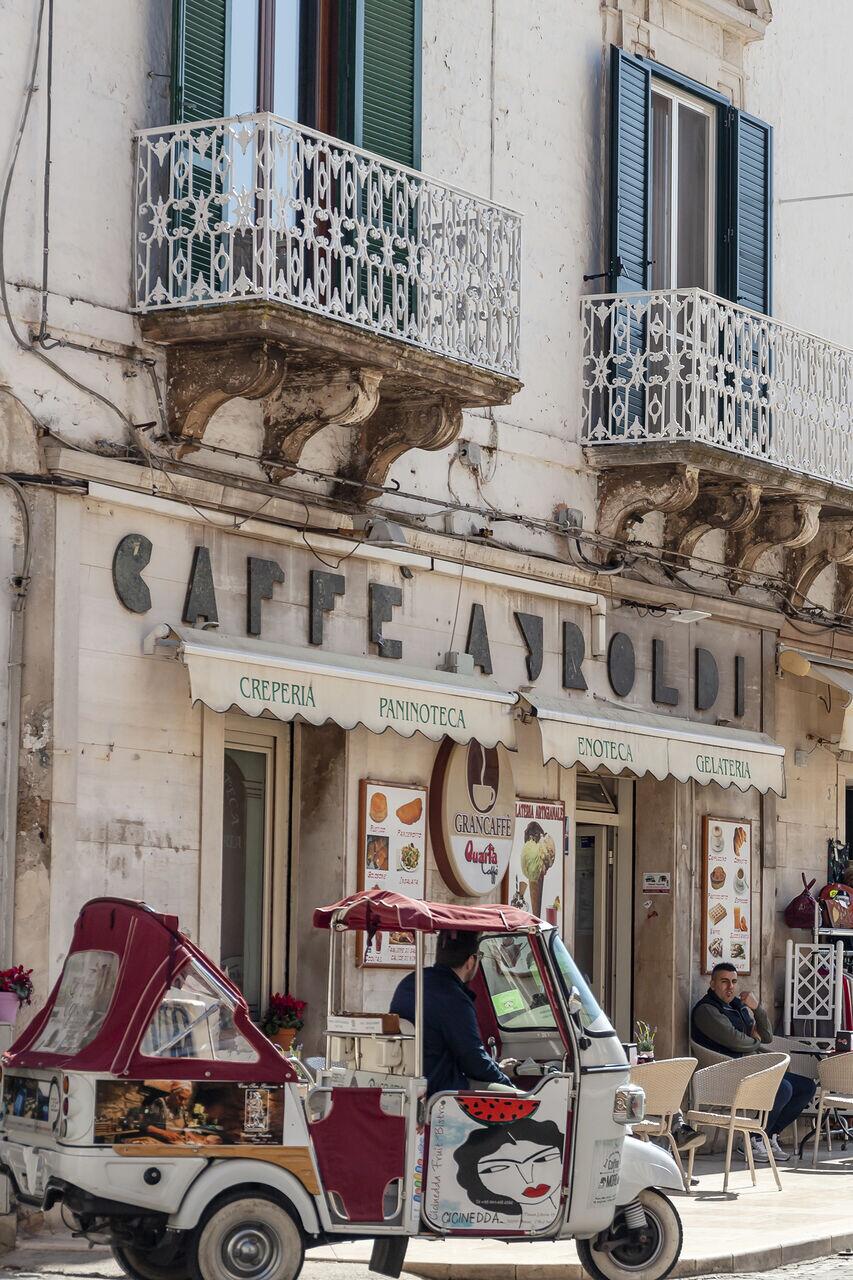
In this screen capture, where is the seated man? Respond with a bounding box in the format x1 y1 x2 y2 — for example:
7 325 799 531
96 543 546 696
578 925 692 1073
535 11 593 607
390 930 513 1096
691 961 815 1163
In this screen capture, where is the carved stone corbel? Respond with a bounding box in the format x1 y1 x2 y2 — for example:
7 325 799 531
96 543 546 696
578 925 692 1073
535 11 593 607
164 340 287 452
665 482 762 558
342 395 463 494
789 518 853 605
836 564 853 618
261 367 384 479
735 500 821 575
597 464 699 543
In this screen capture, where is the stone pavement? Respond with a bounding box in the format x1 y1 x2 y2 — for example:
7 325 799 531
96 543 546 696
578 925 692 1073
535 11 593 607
0 1147 852 1280
308 1146 853 1278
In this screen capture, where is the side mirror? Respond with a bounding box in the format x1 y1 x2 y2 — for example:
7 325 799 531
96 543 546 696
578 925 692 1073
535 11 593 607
568 986 591 1050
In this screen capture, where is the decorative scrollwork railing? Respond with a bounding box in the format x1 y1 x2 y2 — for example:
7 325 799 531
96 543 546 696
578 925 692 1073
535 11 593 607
133 113 522 380
581 288 853 489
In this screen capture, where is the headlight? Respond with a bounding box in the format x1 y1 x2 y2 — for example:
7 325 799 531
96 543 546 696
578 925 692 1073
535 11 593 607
613 1083 645 1124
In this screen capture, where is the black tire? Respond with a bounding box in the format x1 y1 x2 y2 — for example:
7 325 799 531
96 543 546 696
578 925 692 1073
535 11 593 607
190 1191 304 1280
576 1189 683 1280
112 1240 191 1280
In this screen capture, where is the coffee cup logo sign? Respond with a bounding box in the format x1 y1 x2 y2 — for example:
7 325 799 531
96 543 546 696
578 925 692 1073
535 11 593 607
429 740 516 897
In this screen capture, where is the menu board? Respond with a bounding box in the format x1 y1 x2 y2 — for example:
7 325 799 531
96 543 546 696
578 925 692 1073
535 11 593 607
357 780 428 968
701 816 752 975
503 799 566 925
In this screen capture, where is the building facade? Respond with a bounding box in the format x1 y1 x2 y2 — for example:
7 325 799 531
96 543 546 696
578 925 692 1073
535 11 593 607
1 0 853 1070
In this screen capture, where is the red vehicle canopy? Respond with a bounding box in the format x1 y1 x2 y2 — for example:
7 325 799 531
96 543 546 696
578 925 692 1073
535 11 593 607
3 898 294 1082
313 887 541 935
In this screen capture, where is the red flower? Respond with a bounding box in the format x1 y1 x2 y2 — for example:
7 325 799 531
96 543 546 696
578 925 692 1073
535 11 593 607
262 992 306 1034
0 965 33 1004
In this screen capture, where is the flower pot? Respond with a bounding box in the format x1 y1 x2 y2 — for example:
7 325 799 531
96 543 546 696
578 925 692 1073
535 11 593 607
271 1027 297 1053
0 992 19 1024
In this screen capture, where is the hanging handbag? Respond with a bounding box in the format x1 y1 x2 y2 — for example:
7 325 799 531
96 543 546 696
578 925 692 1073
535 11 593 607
783 873 818 929
820 883 853 931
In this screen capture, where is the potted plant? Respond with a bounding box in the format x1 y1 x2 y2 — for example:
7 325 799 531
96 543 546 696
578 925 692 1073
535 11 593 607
0 965 33 1024
262 993 306 1053
635 1019 656 1063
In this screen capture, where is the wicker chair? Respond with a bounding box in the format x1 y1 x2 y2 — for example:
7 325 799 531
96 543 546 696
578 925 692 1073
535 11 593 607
685 1052 790 1192
812 1052 853 1167
629 1057 697 1191
689 1040 728 1072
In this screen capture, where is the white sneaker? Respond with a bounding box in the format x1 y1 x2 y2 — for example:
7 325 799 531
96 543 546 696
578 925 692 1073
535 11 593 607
769 1135 790 1163
737 1135 769 1163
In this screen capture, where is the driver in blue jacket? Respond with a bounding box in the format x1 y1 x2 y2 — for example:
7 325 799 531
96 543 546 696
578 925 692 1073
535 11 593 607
390 931 514 1096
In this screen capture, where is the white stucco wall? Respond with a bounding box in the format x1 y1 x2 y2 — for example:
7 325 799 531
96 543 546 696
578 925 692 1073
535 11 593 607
1 0 852 1038
1 2 847 542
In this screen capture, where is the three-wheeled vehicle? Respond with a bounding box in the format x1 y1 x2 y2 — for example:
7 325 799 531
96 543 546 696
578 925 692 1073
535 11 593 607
0 892 683 1280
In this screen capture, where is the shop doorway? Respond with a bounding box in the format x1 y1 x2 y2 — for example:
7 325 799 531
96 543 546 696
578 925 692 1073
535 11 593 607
574 774 633 1039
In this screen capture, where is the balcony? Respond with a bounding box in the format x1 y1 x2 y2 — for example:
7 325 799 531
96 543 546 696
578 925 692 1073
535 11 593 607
580 290 853 590
133 114 522 488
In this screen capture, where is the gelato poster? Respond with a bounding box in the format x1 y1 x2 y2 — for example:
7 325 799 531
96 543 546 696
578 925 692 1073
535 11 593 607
504 800 565 924
701 816 752 975
357 779 428 968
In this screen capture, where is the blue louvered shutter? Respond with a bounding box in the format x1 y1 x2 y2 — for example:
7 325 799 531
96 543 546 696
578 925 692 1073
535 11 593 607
609 47 651 293
608 48 651 435
733 112 772 314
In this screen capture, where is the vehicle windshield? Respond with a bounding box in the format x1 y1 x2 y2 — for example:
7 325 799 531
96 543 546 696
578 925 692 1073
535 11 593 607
31 950 119 1055
140 958 258 1063
479 933 557 1030
549 932 611 1033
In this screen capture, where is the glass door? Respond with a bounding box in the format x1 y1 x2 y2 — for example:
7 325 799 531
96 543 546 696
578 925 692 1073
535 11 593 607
574 826 608 1004
221 745 273 1016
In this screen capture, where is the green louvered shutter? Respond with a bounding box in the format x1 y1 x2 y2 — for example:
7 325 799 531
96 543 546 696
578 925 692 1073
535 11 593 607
357 0 421 167
732 112 772 314
349 0 422 332
608 47 652 435
170 0 228 299
171 0 227 124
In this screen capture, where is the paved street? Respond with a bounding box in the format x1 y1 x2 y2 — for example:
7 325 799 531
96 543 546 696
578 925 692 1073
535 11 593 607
0 1247 852 1280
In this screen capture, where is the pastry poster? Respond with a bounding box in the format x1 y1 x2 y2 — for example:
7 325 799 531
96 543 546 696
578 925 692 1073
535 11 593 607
702 817 751 975
358 780 428 968
504 800 565 925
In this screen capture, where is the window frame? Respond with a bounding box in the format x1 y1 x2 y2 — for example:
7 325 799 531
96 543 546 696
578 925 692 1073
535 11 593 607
650 79 717 293
609 46 771 313
199 710 292 1014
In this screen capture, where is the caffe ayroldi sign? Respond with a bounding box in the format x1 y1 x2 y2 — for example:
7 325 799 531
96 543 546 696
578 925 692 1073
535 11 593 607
429 740 516 897
114 533 754 721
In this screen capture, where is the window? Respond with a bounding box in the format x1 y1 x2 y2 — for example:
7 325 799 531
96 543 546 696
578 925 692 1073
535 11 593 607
575 773 617 814
171 0 422 168
479 935 557 1031
609 46 772 314
31 951 118 1055
221 739 279 1017
141 958 259 1062
549 933 609 1033
650 84 715 291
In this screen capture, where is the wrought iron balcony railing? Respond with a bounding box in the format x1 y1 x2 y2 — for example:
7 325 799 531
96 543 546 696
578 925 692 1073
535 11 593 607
581 288 853 490
133 113 521 380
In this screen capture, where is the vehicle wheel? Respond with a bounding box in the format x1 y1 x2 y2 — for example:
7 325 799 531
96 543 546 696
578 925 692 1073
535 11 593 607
576 1189 682 1280
112 1240 191 1280
190 1192 304 1280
